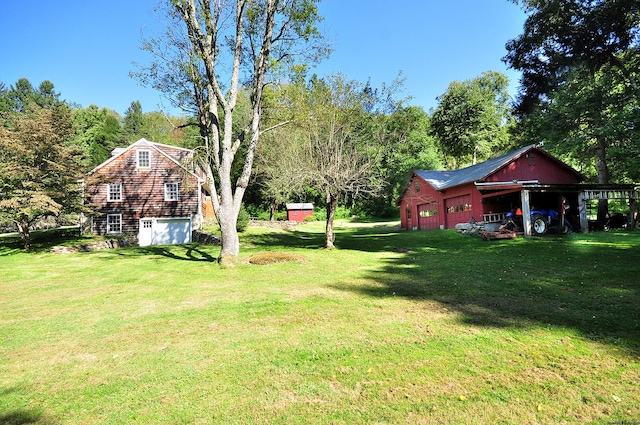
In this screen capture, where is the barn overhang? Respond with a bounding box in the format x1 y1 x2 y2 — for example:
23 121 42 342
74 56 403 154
475 181 639 236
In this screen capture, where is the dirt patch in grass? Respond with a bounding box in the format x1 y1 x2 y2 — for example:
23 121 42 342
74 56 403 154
248 251 309 265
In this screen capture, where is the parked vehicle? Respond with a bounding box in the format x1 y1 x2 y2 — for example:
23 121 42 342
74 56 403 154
530 208 572 235
604 213 628 230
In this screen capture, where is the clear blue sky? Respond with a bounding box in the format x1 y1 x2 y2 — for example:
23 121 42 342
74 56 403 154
0 0 527 116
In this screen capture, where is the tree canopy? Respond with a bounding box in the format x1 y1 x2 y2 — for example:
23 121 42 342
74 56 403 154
0 104 84 249
505 0 640 115
134 0 328 263
430 71 512 167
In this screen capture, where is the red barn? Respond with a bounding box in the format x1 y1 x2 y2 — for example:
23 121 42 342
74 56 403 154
398 144 638 235
286 203 314 222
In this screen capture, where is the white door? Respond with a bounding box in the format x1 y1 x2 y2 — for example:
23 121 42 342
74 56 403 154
139 219 153 246
153 218 191 245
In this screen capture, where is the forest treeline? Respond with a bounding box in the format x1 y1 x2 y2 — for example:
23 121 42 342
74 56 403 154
1 0 639 240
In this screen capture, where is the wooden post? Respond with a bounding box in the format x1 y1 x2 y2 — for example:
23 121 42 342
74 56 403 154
521 190 531 237
578 191 589 233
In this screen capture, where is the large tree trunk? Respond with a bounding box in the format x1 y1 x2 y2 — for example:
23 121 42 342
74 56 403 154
16 220 32 251
218 209 240 266
595 137 610 223
325 192 339 249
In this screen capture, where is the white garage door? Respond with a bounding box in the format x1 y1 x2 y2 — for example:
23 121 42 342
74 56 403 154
139 218 192 246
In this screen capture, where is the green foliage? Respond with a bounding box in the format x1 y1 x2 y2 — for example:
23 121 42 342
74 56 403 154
70 105 123 168
0 103 85 249
430 71 512 167
505 0 640 115
236 204 250 232
0 78 63 114
519 54 640 184
1 223 639 423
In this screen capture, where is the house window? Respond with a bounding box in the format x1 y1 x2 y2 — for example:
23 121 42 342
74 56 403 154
107 214 122 234
165 182 179 201
137 150 151 168
415 181 421 192
107 183 122 202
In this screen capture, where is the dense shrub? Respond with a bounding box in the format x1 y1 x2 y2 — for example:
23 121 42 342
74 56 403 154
236 205 250 232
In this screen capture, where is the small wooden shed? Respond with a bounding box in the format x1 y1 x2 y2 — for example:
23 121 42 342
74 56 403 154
286 203 314 222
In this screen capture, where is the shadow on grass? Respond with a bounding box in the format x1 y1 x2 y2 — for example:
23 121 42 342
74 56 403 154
0 410 54 425
98 244 218 262
0 228 83 256
332 228 640 354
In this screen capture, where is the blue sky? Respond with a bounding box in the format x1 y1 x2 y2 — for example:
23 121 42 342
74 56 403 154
0 1 527 116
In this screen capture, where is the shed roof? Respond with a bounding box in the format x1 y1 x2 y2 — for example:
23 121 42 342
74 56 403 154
286 203 314 210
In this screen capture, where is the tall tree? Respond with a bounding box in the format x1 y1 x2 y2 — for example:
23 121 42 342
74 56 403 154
70 105 123 167
505 0 640 220
520 55 640 183
134 0 327 264
505 0 640 115
0 78 63 114
371 106 441 216
267 74 387 248
121 100 146 143
430 71 512 167
0 104 84 250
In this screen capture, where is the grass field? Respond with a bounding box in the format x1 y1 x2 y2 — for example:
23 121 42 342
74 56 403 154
1 221 639 424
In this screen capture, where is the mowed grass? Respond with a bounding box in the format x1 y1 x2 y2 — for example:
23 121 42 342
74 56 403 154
1 222 639 424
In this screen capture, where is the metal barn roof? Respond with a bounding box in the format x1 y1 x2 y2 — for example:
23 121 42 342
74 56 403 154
415 144 536 190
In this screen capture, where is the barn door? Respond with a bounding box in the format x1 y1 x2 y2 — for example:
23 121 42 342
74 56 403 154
444 195 472 228
417 203 439 230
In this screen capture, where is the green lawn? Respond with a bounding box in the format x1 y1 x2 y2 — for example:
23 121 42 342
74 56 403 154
1 222 639 424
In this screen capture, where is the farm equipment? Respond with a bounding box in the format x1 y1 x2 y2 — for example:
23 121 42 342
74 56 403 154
481 213 524 240
482 198 573 240
530 198 573 235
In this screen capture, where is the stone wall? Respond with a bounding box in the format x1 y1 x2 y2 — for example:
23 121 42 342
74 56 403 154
249 220 299 231
51 236 139 254
192 230 222 245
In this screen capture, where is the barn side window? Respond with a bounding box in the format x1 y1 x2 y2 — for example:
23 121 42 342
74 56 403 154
527 152 536 166
415 181 421 192
406 208 412 219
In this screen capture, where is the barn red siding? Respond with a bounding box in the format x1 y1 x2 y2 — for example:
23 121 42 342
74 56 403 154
399 175 442 230
86 146 200 235
486 151 583 184
398 147 585 231
287 209 313 222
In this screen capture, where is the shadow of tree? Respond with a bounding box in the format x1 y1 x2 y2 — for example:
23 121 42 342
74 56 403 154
0 409 57 425
104 243 218 262
330 229 640 354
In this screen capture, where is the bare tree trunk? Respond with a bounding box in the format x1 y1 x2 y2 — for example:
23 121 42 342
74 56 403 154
270 202 276 221
16 220 32 251
325 192 339 249
595 137 610 223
